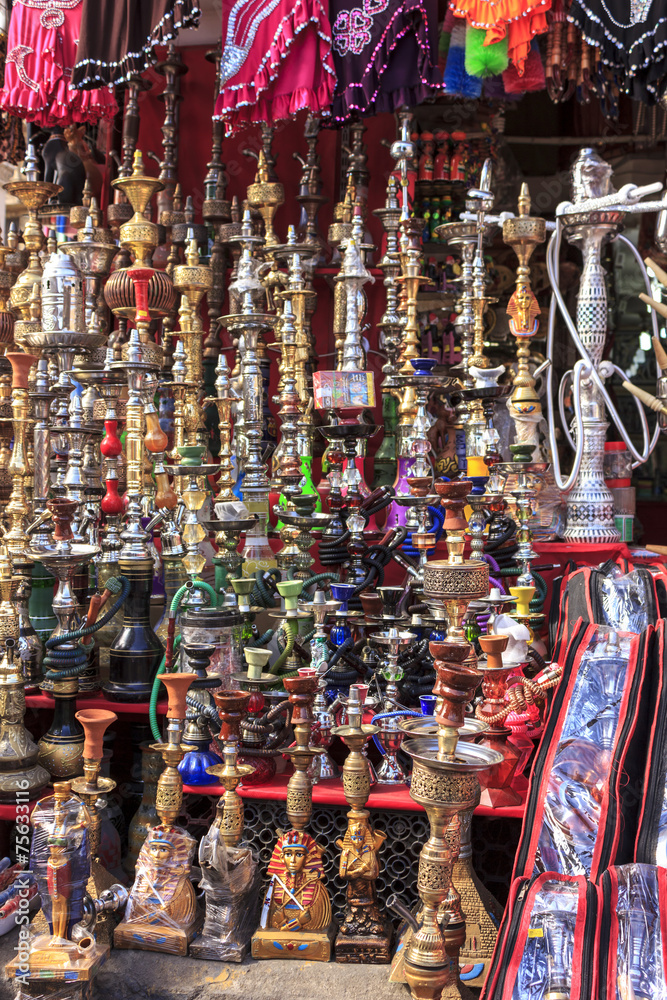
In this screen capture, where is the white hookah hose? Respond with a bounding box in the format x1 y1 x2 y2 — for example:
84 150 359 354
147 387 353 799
546 223 586 491
546 221 660 484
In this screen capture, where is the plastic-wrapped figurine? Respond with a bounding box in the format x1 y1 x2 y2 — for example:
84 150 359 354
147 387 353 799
252 830 335 959
189 823 261 962
5 782 109 991
114 826 200 955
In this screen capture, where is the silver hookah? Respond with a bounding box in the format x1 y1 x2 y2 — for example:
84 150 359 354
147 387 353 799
307 590 342 781
340 211 373 371
545 148 666 542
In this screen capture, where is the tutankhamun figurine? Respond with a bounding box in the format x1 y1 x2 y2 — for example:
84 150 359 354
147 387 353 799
114 673 202 954
333 684 391 963
503 184 547 461
252 673 335 960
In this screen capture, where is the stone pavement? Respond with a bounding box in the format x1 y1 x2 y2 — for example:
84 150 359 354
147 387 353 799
0 926 409 1000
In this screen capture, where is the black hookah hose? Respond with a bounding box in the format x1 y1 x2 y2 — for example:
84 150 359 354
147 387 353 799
43 575 130 682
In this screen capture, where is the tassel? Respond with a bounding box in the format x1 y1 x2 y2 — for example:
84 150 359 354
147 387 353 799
444 23 483 97
503 40 546 93
465 25 509 78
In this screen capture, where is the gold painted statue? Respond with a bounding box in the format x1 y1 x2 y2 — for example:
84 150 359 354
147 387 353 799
252 829 335 959
114 826 199 955
265 830 331 932
337 813 387 940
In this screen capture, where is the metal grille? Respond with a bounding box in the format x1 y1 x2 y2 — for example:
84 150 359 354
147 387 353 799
181 794 520 925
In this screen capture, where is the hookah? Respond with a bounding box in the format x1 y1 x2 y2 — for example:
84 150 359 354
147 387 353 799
544 148 665 541
368 627 416 784
29 498 128 780
3 352 37 569
303 589 341 781
388 639 502 1000
115 672 202 954
423 479 490 668
373 174 403 490
60 214 119 334
332 683 392 962
5 781 116 989
190 686 261 961
70 709 127 944
0 637 50 799
502 184 547 462
3 145 61 343
220 211 276 574
251 671 336 961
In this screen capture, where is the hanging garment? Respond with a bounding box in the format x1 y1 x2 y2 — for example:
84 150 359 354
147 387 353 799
329 0 443 120
213 0 335 134
0 0 117 125
568 0 667 102
71 0 200 90
0 33 27 162
449 0 552 75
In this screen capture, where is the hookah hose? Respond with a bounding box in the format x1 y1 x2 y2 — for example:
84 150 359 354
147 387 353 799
319 528 351 567
270 616 298 675
351 526 409 598
401 504 446 560
43 575 131 682
474 662 562 727
247 628 274 648
252 569 281 609
371 709 422 756
300 572 340 588
148 580 218 743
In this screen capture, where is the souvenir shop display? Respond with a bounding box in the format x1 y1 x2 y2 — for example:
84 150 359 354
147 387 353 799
0 0 666 996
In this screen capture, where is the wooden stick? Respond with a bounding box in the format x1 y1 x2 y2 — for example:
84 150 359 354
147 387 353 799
645 256 667 288
646 545 667 556
654 335 667 373
639 292 667 319
622 379 667 416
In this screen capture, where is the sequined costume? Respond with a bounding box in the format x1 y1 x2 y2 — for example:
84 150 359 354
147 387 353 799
329 0 443 120
449 0 552 75
213 0 336 134
567 0 667 101
72 0 200 89
0 0 117 125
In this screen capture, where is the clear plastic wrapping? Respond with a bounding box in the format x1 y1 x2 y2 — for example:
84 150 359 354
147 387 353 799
600 569 650 634
609 864 667 1000
535 627 633 876
114 824 199 955
190 825 261 961
511 879 579 1000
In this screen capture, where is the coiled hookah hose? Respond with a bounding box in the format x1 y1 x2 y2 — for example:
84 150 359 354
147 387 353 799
43 575 131 682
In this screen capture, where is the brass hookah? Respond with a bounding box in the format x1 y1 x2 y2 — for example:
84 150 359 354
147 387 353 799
115 672 201 953
246 125 284 250
3 352 35 570
423 480 489 666
190 688 259 962
4 145 61 346
333 683 392 962
173 236 213 448
503 184 547 462
70 708 125 944
389 640 502 1000
373 174 403 489
155 43 187 232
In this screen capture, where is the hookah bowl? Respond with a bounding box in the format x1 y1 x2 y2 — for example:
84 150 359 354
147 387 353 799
369 627 415 784
30 498 100 779
393 640 502 1000
475 634 523 807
